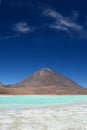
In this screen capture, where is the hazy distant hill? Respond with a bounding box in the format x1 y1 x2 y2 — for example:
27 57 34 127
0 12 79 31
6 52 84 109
0 68 87 95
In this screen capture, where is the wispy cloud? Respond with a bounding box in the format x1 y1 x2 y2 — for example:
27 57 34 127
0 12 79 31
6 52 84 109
0 22 34 40
43 9 86 37
0 34 19 40
13 22 33 34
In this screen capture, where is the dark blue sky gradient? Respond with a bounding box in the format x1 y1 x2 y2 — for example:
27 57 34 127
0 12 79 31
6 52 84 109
0 0 87 87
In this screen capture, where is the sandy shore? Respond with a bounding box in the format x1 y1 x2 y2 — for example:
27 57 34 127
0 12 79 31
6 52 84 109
0 100 87 130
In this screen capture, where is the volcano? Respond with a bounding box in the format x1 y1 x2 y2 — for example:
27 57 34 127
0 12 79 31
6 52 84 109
0 68 87 95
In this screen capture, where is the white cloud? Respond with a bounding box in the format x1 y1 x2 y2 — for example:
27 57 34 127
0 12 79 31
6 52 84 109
13 22 32 33
0 22 34 40
43 9 85 36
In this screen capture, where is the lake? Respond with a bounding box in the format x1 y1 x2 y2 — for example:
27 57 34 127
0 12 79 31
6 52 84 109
0 95 87 104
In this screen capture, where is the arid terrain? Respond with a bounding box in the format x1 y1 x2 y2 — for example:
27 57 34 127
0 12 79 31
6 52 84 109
0 68 87 95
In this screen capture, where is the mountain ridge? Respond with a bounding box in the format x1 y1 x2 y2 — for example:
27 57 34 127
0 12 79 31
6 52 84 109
0 68 87 95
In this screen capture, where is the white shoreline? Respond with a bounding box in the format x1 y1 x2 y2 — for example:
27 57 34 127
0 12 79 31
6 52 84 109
0 94 87 96
0 100 87 130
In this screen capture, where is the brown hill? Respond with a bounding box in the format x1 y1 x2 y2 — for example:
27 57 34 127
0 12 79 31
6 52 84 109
0 68 86 95
0 83 10 94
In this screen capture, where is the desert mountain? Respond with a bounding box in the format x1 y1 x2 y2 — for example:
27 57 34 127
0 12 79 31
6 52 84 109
14 68 82 88
0 83 10 94
0 68 87 95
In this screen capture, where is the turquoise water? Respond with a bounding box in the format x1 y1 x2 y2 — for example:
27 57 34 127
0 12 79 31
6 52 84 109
0 96 87 105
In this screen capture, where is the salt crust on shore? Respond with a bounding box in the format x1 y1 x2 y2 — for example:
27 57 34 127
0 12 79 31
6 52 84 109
0 101 87 130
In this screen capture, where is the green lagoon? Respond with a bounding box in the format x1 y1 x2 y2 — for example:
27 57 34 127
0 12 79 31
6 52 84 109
0 95 87 105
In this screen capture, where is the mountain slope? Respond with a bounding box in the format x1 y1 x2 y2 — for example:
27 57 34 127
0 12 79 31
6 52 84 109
14 68 81 88
7 68 86 95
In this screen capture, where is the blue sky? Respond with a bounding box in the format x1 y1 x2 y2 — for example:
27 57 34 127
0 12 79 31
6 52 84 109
0 0 87 87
